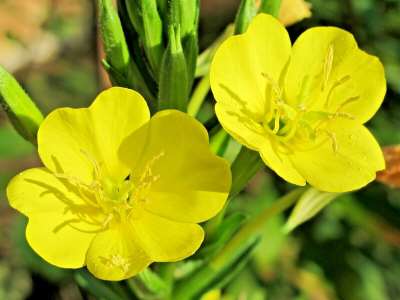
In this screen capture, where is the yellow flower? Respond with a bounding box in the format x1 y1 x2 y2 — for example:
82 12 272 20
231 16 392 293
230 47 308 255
7 87 231 280
210 14 385 192
201 289 221 300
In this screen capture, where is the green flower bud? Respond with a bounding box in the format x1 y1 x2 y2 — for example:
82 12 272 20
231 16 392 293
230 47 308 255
234 0 258 34
124 0 144 37
158 25 189 111
140 0 164 77
170 0 199 39
183 30 199 93
99 0 155 108
259 0 282 17
0 66 43 144
98 0 130 73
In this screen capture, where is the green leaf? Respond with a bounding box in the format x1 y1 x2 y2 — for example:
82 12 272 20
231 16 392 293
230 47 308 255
234 0 258 34
158 25 189 111
285 187 341 232
99 0 155 105
230 147 264 199
0 66 43 144
173 189 305 299
205 146 263 238
172 237 260 300
183 30 199 93
209 127 230 156
137 268 170 296
156 0 168 21
348 252 389 300
0 123 34 158
198 213 247 259
74 269 125 300
124 0 144 37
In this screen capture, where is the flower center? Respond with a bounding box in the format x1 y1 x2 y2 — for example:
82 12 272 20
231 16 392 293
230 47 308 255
52 151 164 234
259 45 359 155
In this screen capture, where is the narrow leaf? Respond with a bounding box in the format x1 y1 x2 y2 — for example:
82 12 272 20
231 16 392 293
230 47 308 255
285 187 341 232
234 0 258 34
158 25 189 111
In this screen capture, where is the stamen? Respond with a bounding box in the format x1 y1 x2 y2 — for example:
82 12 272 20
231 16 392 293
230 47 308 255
80 149 102 179
324 75 351 108
325 130 338 152
53 173 100 207
322 44 334 91
272 110 281 134
297 75 311 106
335 96 360 113
53 218 81 233
262 72 282 99
130 152 165 204
330 111 355 120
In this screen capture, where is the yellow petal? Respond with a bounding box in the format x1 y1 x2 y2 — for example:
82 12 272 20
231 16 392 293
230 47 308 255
7 168 97 268
38 87 150 183
26 214 94 268
279 0 312 27
210 13 291 150
259 139 306 186
120 110 231 223
201 289 221 300
86 224 151 281
285 27 386 124
290 119 385 192
132 210 204 262
215 103 269 151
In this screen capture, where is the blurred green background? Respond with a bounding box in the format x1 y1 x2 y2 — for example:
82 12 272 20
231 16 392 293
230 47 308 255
1 0 400 299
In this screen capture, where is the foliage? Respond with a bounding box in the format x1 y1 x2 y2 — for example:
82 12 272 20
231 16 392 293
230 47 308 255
0 0 399 299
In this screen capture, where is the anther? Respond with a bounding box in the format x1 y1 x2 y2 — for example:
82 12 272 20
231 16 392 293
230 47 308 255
262 72 282 99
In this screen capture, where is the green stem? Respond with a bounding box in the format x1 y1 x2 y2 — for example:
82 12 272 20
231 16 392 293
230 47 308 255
173 188 305 299
187 73 210 117
260 0 282 17
126 278 145 299
209 127 229 155
229 147 264 199
213 187 305 267
157 263 176 297
205 146 264 237
74 269 126 300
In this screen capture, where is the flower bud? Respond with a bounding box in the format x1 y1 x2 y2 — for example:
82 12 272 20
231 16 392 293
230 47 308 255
235 0 258 34
0 66 43 144
158 25 189 111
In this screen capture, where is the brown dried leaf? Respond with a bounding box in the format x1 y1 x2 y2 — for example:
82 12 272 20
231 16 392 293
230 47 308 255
377 145 400 188
279 0 312 26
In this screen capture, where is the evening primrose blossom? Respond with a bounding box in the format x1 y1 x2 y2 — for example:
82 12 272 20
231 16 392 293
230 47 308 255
7 87 231 280
210 14 386 192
